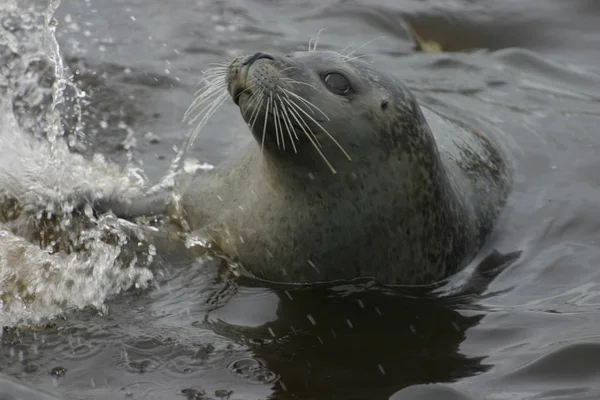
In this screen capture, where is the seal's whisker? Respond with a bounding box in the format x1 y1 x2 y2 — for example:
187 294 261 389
342 53 377 63
237 79 261 115
266 92 282 150
283 99 337 174
284 97 352 161
186 91 229 149
341 36 385 61
284 98 322 148
182 66 229 146
193 71 227 91
185 82 227 120
201 66 229 75
195 74 226 87
186 78 227 114
308 28 327 52
190 81 226 101
339 43 355 58
280 78 321 93
308 37 317 52
245 89 265 125
273 96 285 151
194 69 228 90
282 97 321 146
279 66 299 74
282 88 330 121
195 75 227 90
276 93 298 153
276 93 299 141
198 65 228 75
242 87 261 114
204 53 238 69
249 93 265 134
187 94 227 148
205 62 230 68
189 77 227 102
261 96 272 162
185 85 227 124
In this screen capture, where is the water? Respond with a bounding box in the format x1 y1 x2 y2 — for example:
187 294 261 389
1 0 600 399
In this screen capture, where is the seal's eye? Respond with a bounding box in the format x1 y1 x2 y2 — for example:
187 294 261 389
323 73 351 95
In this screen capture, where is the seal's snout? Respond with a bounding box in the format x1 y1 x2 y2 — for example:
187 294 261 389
230 52 276 106
242 52 275 66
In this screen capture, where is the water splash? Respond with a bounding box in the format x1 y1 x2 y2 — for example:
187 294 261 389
0 0 155 326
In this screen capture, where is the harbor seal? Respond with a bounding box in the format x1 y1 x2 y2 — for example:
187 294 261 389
99 49 512 285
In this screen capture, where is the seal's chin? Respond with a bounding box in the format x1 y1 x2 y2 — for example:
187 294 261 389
232 88 251 107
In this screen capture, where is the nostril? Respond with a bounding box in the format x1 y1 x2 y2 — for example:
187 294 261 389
242 52 275 66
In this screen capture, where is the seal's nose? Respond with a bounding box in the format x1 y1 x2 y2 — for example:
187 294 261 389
242 52 275 66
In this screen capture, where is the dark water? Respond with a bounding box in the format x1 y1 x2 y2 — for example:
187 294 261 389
2 0 600 399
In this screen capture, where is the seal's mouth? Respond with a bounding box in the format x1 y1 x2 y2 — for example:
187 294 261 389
228 65 251 107
232 87 251 107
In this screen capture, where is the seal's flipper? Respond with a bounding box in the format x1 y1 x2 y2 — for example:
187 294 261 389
91 190 171 220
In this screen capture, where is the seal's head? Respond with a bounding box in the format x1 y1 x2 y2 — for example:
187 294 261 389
225 50 436 176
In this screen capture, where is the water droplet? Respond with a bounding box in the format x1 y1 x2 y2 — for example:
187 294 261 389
214 389 233 399
279 380 288 392
307 314 316 325
126 359 160 374
181 387 205 399
50 366 67 378
227 358 279 384
193 343 215 360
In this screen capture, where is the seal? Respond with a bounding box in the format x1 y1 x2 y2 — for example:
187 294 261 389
99 49 512 285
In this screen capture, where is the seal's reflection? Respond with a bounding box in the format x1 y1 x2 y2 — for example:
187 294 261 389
205 277 488 400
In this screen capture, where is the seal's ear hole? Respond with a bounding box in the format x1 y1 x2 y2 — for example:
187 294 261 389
381 100 389 111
